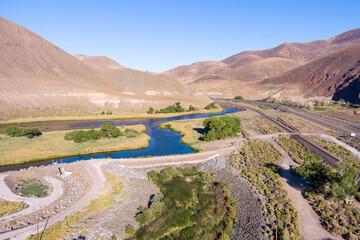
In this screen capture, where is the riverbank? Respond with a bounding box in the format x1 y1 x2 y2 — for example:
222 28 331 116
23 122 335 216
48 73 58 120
159 118 204 151
0 108 222 125
0 124 150 167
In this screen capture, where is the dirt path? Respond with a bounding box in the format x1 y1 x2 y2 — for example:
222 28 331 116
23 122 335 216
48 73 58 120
0 163 104 239
268 138 340 240
0 175 63 222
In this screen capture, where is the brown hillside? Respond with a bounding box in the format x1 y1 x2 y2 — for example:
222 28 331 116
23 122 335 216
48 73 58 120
260 45 360 102
0 17 210 113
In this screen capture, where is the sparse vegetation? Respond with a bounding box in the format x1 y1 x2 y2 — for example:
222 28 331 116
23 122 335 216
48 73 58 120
230 140 300 239
5 126 42 139
275 135 312 164
187 104 196 111
204 102 218 110
128 167 236 240
202 116 241 141
0 200 26 217
17 178 49 198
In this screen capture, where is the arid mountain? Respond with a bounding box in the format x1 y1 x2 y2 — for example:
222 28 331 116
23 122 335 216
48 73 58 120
222 28 360 66
261 45 360 103
165 28 360 102
0 17 209 113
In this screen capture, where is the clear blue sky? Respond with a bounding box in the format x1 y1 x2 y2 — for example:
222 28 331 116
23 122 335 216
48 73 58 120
1 0 359 72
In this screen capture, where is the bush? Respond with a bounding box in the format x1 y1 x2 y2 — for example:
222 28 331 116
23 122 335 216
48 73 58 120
147 107 154 114
234 95 244 100
156 102 185 114
125 128 140 138
187 105 196 112
5 126 42 138
205 102 218 110
64 122 124 143
125 225 136 235
203 116 241 141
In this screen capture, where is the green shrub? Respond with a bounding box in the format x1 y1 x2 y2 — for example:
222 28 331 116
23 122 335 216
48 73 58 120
234 95 244 100
147 107 154 114
5 126 42 138
125 128 140 138
18 178 48 198
156 102 185 114
203 116 241 141
125 225 136 235
205 102 218 110
187 105 196 111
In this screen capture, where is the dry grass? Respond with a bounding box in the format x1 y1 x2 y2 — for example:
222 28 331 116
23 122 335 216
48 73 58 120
0 200 26 217
0 125 149 166
0 108 222 125
159 119 203 145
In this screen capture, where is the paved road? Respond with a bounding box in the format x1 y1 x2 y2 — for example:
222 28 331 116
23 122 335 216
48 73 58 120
0 175 63 222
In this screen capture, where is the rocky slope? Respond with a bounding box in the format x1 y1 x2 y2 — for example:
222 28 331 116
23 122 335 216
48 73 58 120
0 17 209 114
165 28 360 102
261 45 360 103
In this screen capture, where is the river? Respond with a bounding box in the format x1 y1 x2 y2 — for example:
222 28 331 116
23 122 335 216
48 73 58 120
0 108 238 172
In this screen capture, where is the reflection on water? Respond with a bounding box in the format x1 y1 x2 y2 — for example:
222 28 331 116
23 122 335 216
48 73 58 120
0 108 238 172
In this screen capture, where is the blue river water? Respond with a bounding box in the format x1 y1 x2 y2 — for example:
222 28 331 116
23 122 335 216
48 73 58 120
0 108 238 172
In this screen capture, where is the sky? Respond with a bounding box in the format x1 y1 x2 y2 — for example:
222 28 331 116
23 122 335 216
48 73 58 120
1 0 359 72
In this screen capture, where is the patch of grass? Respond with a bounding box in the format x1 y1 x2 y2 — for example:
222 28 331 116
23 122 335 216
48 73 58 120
0 200 26 217
230 140 300 240
128 167 236 240
0 124 150 166
18 178 49 198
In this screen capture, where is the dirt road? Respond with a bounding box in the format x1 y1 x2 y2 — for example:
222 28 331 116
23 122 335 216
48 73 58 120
0 175 63 222
268 139 340 240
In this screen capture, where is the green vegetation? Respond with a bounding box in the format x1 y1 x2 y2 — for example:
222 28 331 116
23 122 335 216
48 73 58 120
28 174 125 240
147 107 154 114
18 178 49 198
205 102 218 110
0 200 26 217
128 167 236 240
234 95 244 100
125 225 136 235
252 118 282 134
188 104 196 111
156 102 185 114
275 135 312 164
202 116 241 141
125 128 141 138
230 140 300 240
5 126 42 139
101 111 113 115
64 122 123 143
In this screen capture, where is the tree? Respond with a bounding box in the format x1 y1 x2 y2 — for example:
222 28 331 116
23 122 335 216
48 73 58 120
203 116 241 141
188 105 196 112
147 107 154 114
330 167 359 202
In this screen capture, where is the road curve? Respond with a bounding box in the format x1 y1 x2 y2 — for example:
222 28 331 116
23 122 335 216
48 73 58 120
0 175 63 222
0 163 104 239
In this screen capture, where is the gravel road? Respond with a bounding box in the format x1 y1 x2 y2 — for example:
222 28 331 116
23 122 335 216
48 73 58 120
0 175 63 222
